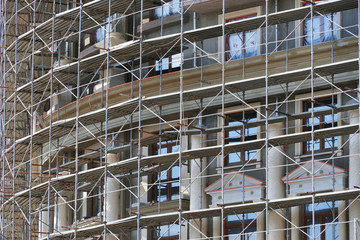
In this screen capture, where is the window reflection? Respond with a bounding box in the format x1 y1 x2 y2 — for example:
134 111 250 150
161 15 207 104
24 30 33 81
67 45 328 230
303 97 337 153
304 202 339 240
303 1 338 45
226 14 258 60
226 110 258 165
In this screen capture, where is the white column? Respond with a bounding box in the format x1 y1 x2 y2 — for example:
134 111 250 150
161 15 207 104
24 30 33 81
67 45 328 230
130 147 149 240
39 205 51 239
54 195 71 232
189 135 207 239
105 153 120 240
291 206 301 240
212 216 221 240
80 164 88 220
338 200 347 240
140 147 148 240
349 109 360 240
268 122 285 240
257 211 265 240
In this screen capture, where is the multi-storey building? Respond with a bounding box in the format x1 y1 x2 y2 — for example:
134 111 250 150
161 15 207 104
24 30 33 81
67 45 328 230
1 0 360 239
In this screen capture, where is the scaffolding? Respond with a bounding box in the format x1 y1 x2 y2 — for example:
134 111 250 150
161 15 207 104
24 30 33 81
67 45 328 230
1 0 360 239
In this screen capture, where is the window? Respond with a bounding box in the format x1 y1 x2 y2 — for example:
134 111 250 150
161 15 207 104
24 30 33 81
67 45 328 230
155 53 181 75
226 14 258 60
153 224 179 240
226 213 257 240
152 140 180 202
226 110 258 165
303 1 338 46
303 97 337 153
154 0 180 19
303 201 338 240
96 14 119 43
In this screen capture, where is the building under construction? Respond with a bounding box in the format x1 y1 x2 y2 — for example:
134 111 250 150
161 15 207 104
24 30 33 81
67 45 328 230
1 0 360 239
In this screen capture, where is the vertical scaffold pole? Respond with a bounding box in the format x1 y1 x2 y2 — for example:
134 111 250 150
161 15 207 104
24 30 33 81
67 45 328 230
137 0 144 239
29 0 37 238
75 0 83 239
221 0 225 239
265 0 269 239
179 0 185 238
104 0 112 238
310 1 316 239
12 0 19 238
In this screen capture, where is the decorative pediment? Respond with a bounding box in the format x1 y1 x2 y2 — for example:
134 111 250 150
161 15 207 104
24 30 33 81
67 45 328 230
281 160 347 183
205 171 264 193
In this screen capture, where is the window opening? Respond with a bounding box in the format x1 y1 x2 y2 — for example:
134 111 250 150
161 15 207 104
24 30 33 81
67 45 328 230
153 224 180 240
154 0 180 19
303 201 338 240
96 14 120 43
226 13 258 60
155 53 182 75
303 97 337 153
303 1 337 46
226 213 257 240
226 110 257 165
153 140 180 202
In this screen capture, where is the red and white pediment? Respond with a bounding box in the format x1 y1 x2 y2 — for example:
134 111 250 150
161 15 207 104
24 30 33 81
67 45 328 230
205 170 264 193
281 159 347 183
281 160 347 195
205 171 264 205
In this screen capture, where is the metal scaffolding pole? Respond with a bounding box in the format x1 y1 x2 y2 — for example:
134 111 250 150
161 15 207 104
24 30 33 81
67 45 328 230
74 0 83 238
137 0 144 239
220 0 226 239
265 0 270 239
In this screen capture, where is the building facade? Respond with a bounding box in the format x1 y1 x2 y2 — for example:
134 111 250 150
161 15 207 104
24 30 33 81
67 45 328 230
1 0 360 239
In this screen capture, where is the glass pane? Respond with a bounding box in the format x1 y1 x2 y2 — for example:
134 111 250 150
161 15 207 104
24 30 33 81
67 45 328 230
324 14 337 42
170 0 181 15
157 147 168 155
306 217 321 240
325 216 339 240
306 117 321 126
170 182 179 200
96 16 114 42
227 14 257 60
156 183 168 202
245 225 257 240
306 139 321 151
154 224 179 237
324 137 337 149
227 215 240 224
171 144 180 153
324 114 337 125
171 166 180 179
245 127 257 137
96 27 105 42
228 152 241 164
229 130 241 140
154 0 180 19
171 53 181 69
155 58 170 72
154 2 171 19
227 213 256 223
305 202 338 214
245 150 257 161
245 30 257 57
228 227 241 240
228 33 243 60
304 16 322 45
304 12 337 45
159 170 168 181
